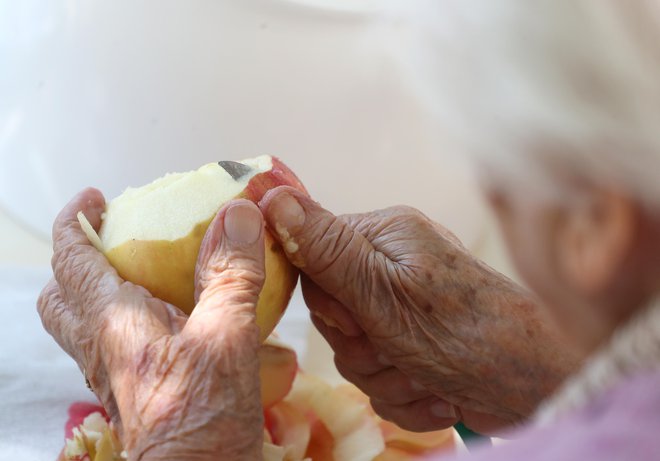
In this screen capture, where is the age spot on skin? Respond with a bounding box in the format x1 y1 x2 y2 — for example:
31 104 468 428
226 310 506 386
460 287 478 311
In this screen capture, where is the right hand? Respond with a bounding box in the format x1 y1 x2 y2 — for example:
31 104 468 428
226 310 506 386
39 189 266 460
259 187 580 435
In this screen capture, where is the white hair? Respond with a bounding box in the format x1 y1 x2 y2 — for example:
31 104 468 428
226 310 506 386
382 1 660 206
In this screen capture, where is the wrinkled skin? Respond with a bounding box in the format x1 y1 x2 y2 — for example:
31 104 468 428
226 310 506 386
38 189 265 461
39 181 582 458
259 187 582 435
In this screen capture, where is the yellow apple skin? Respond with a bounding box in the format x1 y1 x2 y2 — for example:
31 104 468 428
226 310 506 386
102 157 306 342
105 229 297 342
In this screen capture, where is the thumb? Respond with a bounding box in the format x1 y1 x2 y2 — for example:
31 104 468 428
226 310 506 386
186 199 265 346
259 186 378 313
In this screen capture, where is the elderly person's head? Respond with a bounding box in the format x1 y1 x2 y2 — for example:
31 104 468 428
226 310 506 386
398 0 660 353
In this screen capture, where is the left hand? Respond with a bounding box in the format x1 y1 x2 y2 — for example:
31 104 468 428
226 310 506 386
259 187 581 435
38 188 266 461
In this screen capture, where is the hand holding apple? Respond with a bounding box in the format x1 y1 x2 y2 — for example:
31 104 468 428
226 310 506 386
258 187 582 435
39 188 268 460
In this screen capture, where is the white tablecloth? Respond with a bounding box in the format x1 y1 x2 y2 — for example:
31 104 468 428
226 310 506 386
0 265 312 460
0 266 82 460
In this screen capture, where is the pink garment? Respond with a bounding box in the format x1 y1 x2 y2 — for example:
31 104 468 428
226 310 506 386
434 370 660 460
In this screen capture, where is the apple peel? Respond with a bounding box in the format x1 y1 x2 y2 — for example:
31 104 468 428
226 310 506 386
336 384 456 457
285 373 385 461
260 337 299 408
267 400 312 460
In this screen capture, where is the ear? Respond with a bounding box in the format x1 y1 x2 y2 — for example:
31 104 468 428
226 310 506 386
555 187 636 298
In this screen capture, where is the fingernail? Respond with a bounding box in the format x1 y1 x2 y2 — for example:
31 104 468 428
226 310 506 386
224 203 262 244
431 400 457 419
410 380 426 392
269 193 305 232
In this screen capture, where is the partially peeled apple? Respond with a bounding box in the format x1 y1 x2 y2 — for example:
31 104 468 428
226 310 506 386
79 155 306 342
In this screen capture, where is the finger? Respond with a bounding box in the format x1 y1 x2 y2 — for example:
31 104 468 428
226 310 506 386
51 188 121 313
334 359 432 406
38 279 122 417
157 301 189 335
51 189 174 367
37 279 108 393
37 279 81 361
259 186 382 319
370 396 459 432
310 314 386 375
301 275 361 337
187 199 265 346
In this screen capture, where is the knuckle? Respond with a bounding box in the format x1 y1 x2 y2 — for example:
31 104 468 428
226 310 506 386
197 266 265 312
200 247 266 286
335 359 394 402
45 304 67 336
390 205 426 221
358 376 395 402
334 357 371 391
201 263 265 295
369 398 395 422
36 282 57 318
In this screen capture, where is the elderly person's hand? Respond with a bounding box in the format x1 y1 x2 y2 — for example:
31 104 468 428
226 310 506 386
259 187 581 435
38 188 265 460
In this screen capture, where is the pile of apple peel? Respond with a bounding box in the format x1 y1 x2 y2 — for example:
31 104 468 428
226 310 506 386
59 337 455 461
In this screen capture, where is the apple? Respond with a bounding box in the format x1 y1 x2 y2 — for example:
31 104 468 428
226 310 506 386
78 155 306 341
260 336 299 408
262 442 288 461
336 384 456 457
378 419 455 455
61 410 121 461
266 400 311 460
304 418 334 461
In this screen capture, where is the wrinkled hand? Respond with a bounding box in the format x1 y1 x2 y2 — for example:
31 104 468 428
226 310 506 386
38 189 265 461
260 187 580 435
